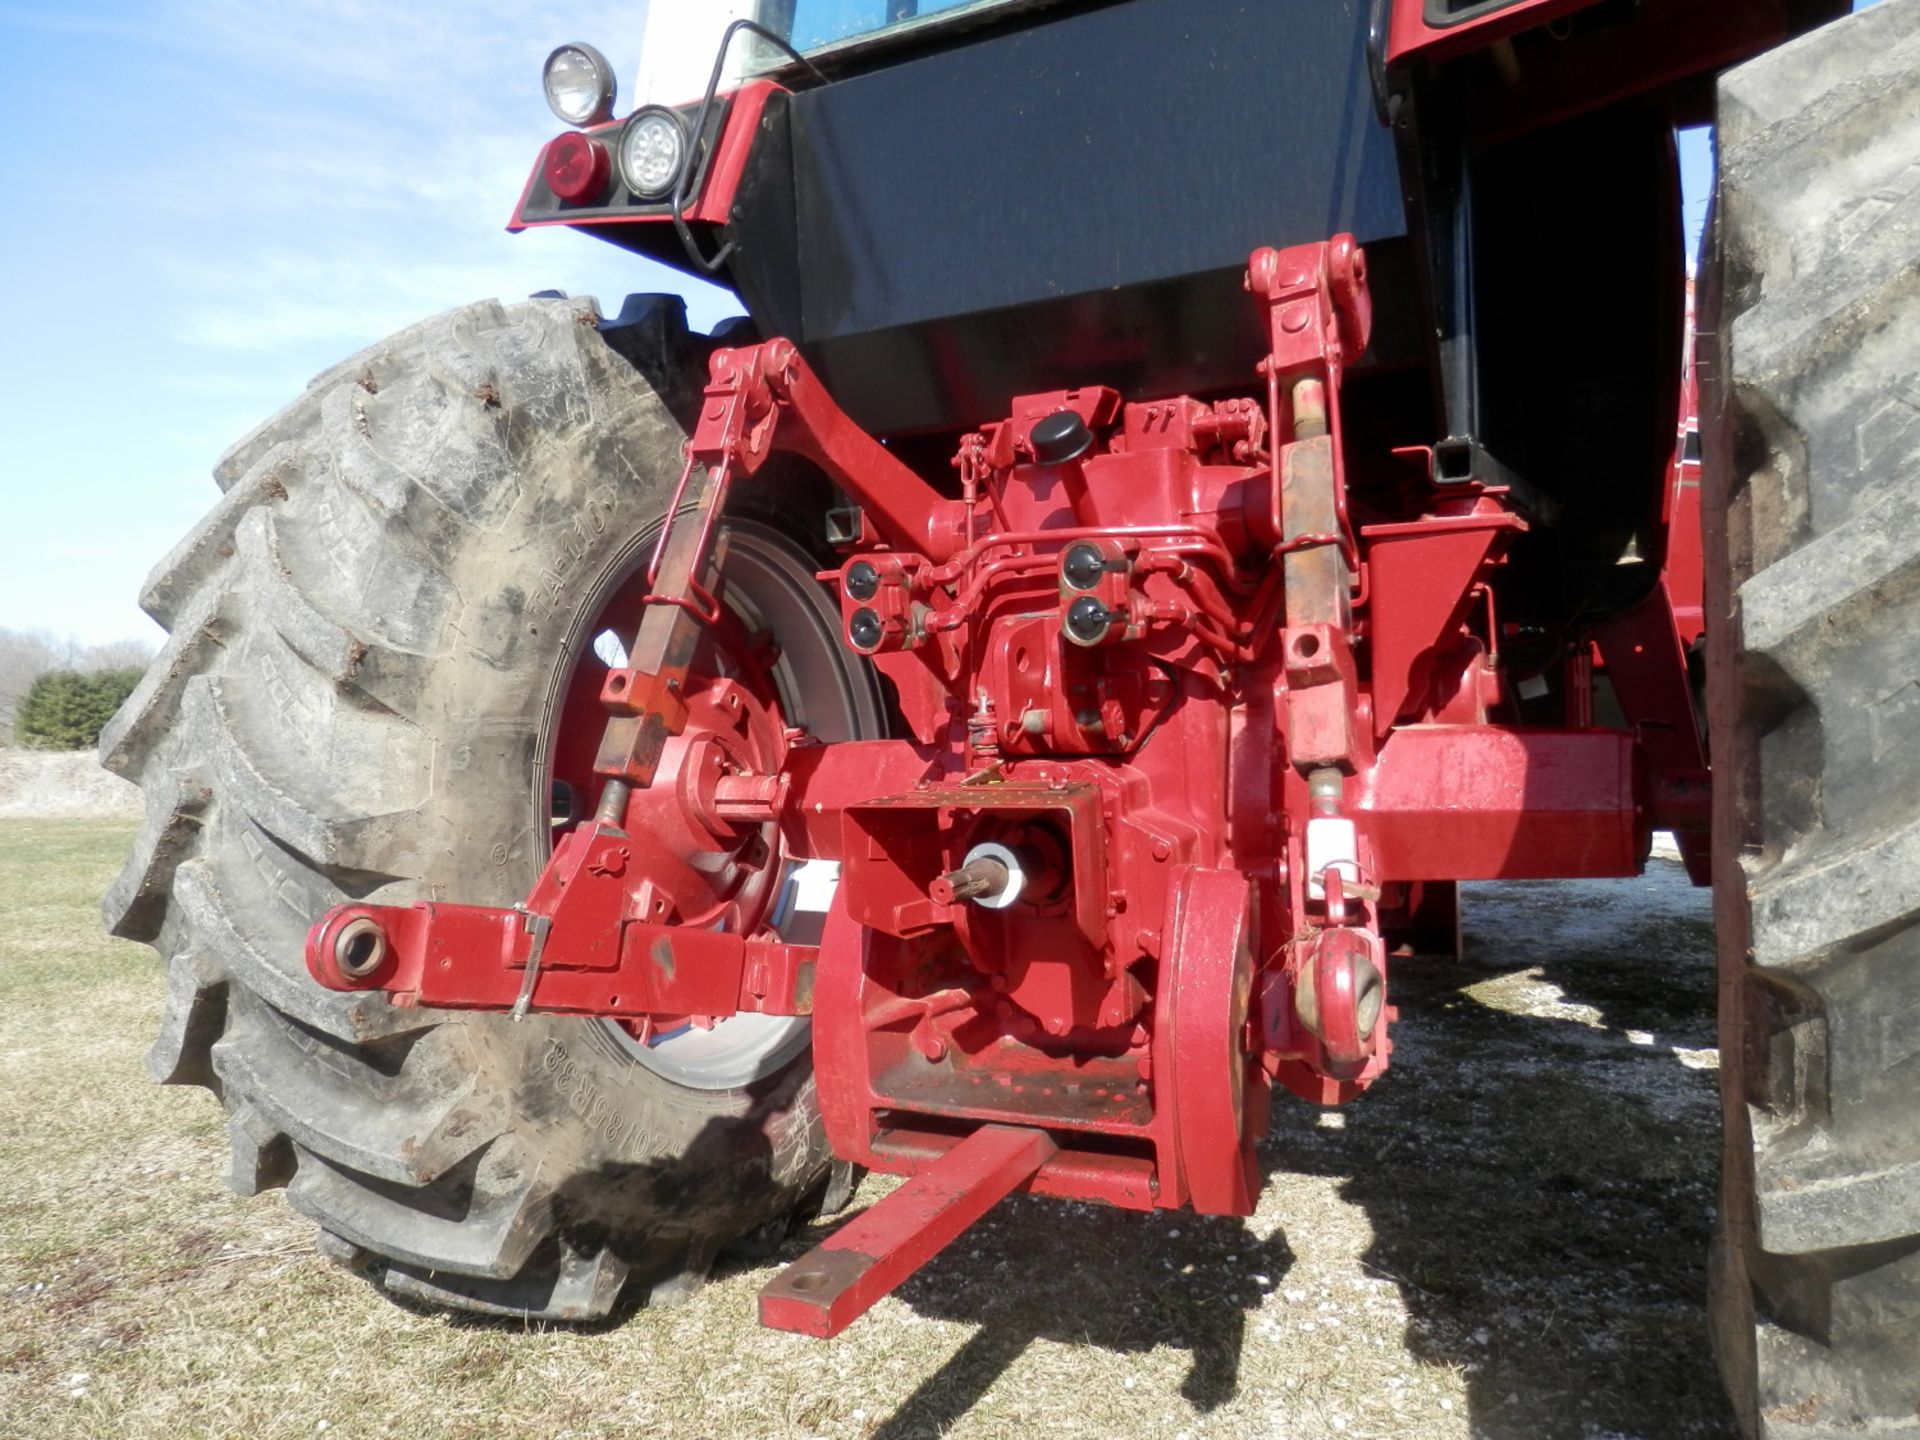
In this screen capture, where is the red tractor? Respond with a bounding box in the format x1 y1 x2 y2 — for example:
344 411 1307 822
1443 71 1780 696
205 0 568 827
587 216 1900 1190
105 0 1919 1430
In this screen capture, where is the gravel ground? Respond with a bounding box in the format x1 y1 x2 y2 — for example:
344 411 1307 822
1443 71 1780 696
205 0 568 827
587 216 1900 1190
1 820 1732 1439
0 751 138 819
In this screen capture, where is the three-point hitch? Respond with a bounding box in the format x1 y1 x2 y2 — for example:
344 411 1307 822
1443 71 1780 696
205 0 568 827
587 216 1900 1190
305 237 1704 1335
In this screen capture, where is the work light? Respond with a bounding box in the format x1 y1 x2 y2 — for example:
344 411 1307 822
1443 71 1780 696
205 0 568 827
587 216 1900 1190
618 106 690 201
543 43 617 127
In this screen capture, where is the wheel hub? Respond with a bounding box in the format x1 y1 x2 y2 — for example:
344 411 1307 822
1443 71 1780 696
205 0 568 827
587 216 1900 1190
538 519 879 1087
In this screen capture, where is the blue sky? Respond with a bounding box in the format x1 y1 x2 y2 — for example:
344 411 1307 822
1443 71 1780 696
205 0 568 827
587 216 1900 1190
0 1 739 646
0 2 1849 646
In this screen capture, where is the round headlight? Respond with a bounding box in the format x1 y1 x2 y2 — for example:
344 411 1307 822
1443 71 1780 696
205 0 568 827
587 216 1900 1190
618 106 690 201
543 43 616 127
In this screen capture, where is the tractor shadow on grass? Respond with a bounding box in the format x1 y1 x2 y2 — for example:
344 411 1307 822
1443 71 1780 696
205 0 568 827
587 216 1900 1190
787 1191 1297 1440
1269 862 1739 1440
766 860 1733 1440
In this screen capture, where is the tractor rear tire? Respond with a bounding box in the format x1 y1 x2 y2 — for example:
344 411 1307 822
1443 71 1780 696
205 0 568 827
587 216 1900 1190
1703 2 1920 1431
102 294 870 1320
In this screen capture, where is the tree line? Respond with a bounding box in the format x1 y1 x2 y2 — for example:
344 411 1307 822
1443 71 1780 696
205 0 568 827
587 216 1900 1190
0 628 155 750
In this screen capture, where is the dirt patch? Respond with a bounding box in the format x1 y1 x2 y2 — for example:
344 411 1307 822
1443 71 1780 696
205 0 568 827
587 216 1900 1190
0 819 1732 1439
0 751 139 819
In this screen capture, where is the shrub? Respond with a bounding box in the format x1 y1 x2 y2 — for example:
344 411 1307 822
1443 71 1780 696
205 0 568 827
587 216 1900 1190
15 668 142 750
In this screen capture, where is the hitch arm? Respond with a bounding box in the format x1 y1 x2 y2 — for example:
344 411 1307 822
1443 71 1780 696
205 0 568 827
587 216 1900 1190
757 341 969 562
306 897 817 1019
595 339 965 803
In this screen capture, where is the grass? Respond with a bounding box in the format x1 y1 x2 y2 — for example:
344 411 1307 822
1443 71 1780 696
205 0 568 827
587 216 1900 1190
0 819 1738 1439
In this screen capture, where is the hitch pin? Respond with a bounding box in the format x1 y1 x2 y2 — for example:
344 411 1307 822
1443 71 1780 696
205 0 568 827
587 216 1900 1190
511 909 553 1022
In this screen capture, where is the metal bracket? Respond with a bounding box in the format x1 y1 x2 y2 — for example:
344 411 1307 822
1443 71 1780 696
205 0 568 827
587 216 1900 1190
758 1124 1056 1337
1431 435 1561 526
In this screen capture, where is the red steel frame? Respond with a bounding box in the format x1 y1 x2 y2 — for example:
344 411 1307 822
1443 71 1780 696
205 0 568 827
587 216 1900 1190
305 234 1708 1331
1666 281 1705 651
1386 0 1595 66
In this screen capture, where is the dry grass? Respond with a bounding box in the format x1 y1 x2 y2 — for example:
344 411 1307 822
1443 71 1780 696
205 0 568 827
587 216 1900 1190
0 819 1737 1439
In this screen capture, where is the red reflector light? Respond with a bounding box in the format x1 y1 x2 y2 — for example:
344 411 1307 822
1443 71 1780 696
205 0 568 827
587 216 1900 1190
544 132 609 204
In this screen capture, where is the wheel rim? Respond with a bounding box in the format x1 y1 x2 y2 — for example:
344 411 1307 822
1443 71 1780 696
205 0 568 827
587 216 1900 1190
537 516 881 1089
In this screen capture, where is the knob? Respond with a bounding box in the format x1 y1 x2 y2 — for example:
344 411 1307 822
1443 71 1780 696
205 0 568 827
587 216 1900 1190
844 559 881 601
1030 410 1093 465
847 608 884 652
1064 595 1113 646
1062 542 1107 591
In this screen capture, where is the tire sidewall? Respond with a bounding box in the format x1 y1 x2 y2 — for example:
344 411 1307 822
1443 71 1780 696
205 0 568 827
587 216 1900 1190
343 304 829 1237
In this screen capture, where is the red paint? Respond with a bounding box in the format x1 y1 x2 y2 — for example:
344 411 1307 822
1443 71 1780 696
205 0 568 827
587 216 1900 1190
1386 0 1598 67
1591 581 1711 882
1359 726 1641 879
1363 509 1523 737
685 80 779 225
1387 1 1817 153
305 233 1711 1332
1665 282 1705 650
759 1124 1056 1337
